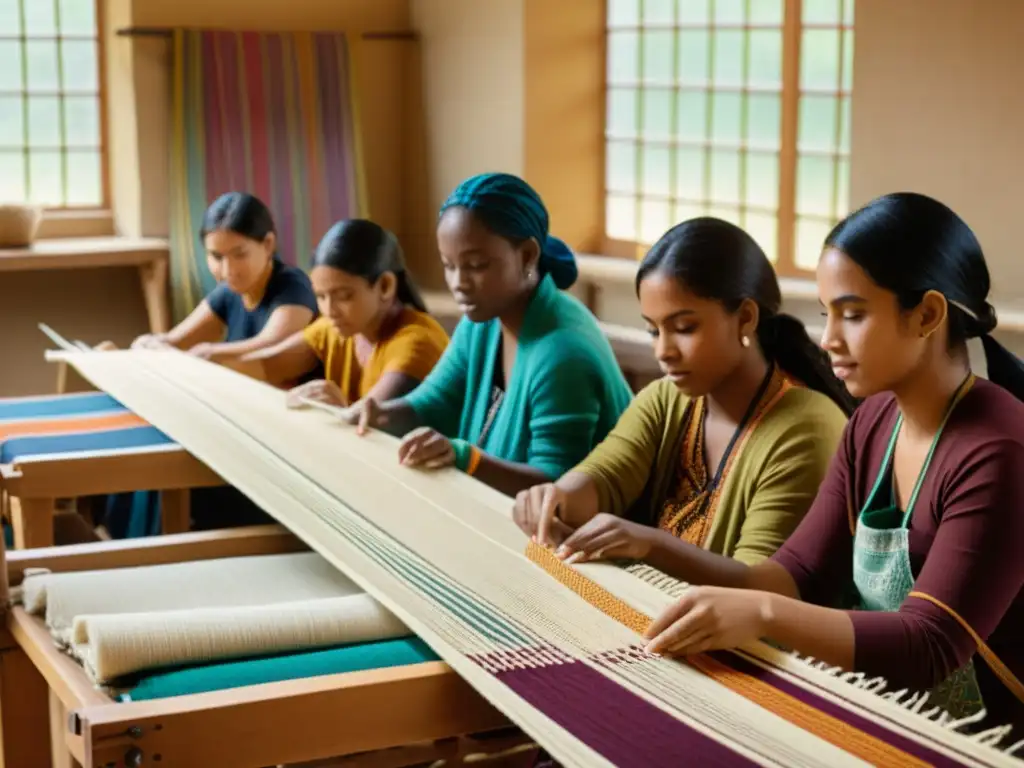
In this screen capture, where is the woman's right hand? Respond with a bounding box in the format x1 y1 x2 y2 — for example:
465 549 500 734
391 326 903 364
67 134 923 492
131 333 170 351
285 379 347 410
513 483 575 549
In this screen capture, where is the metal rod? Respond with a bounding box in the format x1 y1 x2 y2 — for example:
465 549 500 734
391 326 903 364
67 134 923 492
115 26 418 41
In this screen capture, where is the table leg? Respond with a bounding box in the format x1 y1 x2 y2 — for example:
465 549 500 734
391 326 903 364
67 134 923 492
0 645 51 768
139 258 171 334
49 690 81 768
160 489 191 535
11 497 55 550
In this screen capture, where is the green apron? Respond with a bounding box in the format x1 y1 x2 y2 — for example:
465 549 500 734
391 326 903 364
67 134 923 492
852 376 984 720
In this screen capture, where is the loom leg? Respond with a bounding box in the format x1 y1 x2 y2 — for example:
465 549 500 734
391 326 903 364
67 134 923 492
49 691 80 768
160 489 191 535
0 645 50 768
11 497 55 550
139 259 171 334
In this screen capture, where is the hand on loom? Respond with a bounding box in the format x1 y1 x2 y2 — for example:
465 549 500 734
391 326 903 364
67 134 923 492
643 585 773 657
131 333 172 351
285 379 347 410
513 483 576 548
552 513 655 564
397 427 455 470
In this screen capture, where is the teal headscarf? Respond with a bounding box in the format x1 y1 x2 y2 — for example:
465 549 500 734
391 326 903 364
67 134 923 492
439 173 579 290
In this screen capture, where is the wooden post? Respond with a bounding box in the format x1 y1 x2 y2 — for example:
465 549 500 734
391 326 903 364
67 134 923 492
138 257 171 334
11 497 56 550
159 489 192 535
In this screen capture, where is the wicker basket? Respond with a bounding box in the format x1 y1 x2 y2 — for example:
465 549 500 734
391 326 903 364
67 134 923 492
0 204 42 248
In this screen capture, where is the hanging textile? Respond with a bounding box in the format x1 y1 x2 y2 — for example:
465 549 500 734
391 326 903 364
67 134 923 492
169 30 367 320
57 350 1024 768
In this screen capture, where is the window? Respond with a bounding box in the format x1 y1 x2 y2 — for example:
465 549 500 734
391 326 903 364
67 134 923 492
605 0 853 274
0 0 104 208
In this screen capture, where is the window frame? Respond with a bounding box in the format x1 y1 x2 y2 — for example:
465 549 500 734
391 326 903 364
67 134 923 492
0 0 109 228
602 0 853 276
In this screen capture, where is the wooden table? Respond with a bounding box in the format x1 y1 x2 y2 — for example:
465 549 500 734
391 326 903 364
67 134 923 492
0 237 172 335
0 526 516 768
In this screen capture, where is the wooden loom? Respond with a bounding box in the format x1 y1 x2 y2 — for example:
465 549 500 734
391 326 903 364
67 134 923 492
22 348 1024 768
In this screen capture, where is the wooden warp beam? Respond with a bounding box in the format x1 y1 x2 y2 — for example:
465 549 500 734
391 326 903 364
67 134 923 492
56 349 1024 768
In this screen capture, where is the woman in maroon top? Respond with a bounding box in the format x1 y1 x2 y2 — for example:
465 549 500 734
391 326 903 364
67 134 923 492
573 193 1024 728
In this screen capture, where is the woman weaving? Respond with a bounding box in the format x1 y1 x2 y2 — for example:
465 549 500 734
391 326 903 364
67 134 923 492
350 173 632 497
227 219 448 406
635 194 1024 729
129 192 318 365
514 218 854 568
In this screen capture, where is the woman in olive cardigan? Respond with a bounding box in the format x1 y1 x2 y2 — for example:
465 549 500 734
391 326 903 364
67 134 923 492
514 217 855 570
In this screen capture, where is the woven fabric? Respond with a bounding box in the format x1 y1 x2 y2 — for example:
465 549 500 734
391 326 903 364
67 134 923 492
61 350 1024 768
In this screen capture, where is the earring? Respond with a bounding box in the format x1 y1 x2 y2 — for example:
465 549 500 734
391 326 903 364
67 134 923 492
741 336 751 348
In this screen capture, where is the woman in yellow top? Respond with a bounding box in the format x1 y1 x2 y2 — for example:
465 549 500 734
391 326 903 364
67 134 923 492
514 217 856 571
231 219 448 408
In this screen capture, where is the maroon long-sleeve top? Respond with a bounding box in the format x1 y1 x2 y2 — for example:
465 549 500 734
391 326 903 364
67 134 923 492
772 378 1024 729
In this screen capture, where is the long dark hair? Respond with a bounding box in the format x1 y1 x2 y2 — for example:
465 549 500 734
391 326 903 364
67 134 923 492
312 219 427 312
826 192 1024 402
637 217 856 416
200 192 276 243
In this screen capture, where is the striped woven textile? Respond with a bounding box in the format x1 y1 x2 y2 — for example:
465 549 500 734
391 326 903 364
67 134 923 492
60 350 1024 768
168 29 367 320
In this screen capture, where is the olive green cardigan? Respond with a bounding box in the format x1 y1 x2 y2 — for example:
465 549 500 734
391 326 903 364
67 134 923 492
572 378 848 565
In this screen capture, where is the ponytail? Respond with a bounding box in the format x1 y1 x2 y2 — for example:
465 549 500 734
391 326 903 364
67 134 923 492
758 313 858 416
395 270 428 313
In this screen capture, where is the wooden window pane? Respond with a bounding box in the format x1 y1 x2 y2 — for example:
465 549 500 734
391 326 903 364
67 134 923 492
674 146 705 200
711 91 742 143
795 217 832 271
800 29 841 91
607 87 637 136
0 96 22 145
26 40 59 90
710 149 740 204
642 88 673 138
746 93 781 148
608 31 639 82
714 0 745 25
748 30 783 89
643 30 675 82
712 30 744 86
28 149 61 204
606 139 638 193
59 0 96 35
676 30 709 85
803 0 842 25
67 148 101 205
642 0 675 26
676 89 707 141
63 40 98 91
749 0 784 25
678 0 710 24
0 151 25 201
607 0 640 28
23 0 57 35
798 94 837 152
745 151 779 209
606 194 637 240
796 155 834 216
746 211 778 262
642 145 672 196
673 201 705 224
65 95 99 145
640 198 671 243
27 95 60 147
0 41 20 91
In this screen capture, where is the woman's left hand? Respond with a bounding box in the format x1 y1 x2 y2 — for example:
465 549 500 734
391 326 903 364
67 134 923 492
187 343 220 361
556 513 655 564
643 586 774 657
397 428 456 470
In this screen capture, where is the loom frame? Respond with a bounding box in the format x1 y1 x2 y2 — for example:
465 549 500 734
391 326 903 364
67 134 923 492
0 445 223 549
0 525 512 768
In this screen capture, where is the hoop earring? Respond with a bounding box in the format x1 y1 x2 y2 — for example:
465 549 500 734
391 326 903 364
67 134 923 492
741 335 751 348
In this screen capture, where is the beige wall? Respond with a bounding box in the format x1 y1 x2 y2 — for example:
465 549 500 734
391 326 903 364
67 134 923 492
850 0 1024 306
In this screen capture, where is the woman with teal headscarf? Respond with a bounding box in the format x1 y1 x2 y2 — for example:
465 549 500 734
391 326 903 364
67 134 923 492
350 173 632 497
